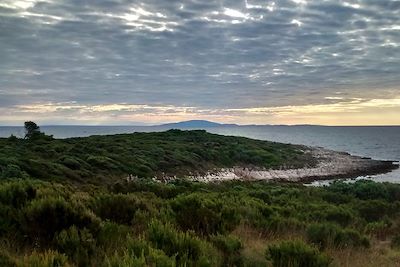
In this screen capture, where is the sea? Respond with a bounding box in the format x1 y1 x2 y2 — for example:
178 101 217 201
1 125 399 184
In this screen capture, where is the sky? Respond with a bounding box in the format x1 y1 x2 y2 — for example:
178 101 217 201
0 0 399 126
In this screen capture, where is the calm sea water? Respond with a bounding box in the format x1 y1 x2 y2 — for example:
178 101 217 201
1 125 399 183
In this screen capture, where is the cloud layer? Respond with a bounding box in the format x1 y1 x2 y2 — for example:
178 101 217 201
0 0 399 124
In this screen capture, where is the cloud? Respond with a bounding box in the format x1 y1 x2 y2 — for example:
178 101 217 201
0 97 399 125
0 0 399 124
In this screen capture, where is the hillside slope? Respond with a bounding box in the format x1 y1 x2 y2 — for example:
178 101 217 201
0 129 314 184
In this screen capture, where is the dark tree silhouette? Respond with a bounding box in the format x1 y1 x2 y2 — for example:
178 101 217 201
24 121 40 139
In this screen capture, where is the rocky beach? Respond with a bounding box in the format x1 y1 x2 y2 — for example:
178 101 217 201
189 147 399 183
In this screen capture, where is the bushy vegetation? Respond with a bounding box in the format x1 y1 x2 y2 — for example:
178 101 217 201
266 240 332 267
0 129 314 183
0 179 399 266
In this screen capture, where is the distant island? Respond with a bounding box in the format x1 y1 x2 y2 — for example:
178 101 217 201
160 120 237 128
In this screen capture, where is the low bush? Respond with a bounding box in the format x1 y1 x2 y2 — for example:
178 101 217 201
391 234 400 249
59 157 81 170
365 220 392 240
92 194 150 225
267 240 332 267
97 221 131 250
335 229 370 248
21 197 99 244
170 193 240 235
356 200 391 222
147 220 220 266
20 250 69 267
307 223 340 249
55 226 96 267
307 223 369 249
211 234 243 266
0 251 16 267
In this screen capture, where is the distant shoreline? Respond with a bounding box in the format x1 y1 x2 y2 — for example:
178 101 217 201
186 147 399 183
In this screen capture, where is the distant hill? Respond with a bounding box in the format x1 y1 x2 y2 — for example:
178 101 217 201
160 120 237 128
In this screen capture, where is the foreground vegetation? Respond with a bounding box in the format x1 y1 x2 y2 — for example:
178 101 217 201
0 129 314 183
1 127 399 266
1 178 400 266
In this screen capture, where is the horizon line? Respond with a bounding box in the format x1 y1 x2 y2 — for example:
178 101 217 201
1 123 400 127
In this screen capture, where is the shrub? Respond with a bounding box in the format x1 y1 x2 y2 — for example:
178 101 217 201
0 251 16 267
323 207 353 227
328 180 390 201
21 197 99 244
97 221 131 250
171 193 239 235
307 223 340 249
104 246 176 267
20 250 69 267
320 191 351 204
357 200 391 222
86 156 118 170
365 220 392 240
211 234 243 266
262 216 305 234
334 229 370 248
59 157 81 170
307 223 369 249
92 194 149 225
147 220 220 266
391 234 400 249
55 226 96 267
0 182 36 208
266 240 332 267
1 164 25 179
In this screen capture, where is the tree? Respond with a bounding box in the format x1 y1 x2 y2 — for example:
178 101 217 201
24 121 40 139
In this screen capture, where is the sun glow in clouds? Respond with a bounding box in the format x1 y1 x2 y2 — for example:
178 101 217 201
1 97 399 125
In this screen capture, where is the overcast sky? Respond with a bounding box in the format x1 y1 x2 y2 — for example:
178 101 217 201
1 0 399 125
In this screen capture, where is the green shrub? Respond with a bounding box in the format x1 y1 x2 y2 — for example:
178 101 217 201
104 246 176 267
391 234 400 249
55 226 96 267
20 250 69 267
147 220 220 266
0 182 36 208
357 200 391 222
59 157 81 170
171 193 240 235
97 221 131 250
307 223 369 249
211 234 243 266
307 223 340 249
262 216 305 234
86 156 119 170
21 197 99 244
1 164 25 179
92 194 149 225
0 251 16 267
365 220 392 240
320 191 351 204
266 240 332 267
323 207 353 227
334 229 370 248
329 180 390 201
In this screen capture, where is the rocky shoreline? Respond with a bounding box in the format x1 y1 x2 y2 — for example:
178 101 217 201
188 147 399 183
